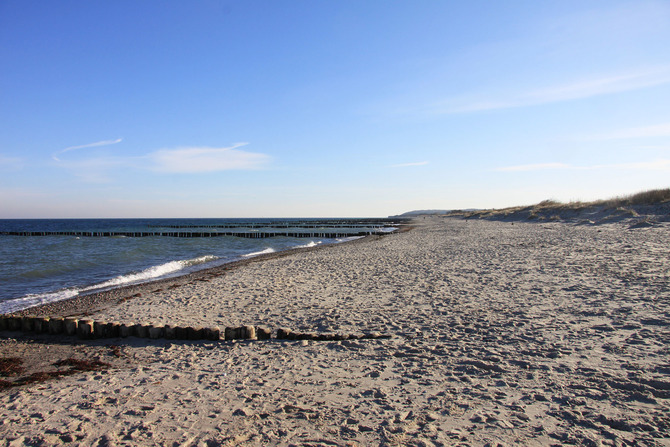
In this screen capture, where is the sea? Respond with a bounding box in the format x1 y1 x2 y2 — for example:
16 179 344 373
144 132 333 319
0 218 396 314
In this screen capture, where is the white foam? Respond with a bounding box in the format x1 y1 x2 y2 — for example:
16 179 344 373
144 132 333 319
242 247 276 257
294 241 321 249
335 236 365 243
0 254 219 314
0 289 80 315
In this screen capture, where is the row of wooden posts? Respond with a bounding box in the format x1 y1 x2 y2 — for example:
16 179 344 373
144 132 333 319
0 231 379 238
0 315 388 342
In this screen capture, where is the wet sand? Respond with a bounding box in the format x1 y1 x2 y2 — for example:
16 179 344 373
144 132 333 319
1 217 669 446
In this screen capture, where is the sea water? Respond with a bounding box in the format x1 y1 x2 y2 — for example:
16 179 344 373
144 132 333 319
0 218 376 314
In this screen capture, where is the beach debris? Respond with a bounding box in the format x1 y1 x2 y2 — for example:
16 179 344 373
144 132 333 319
0 356 111 390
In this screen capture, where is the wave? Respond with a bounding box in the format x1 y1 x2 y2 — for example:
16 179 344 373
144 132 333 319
81 255 218 291
293 240 321 249
0 289 80 315
242 247 276 258
0 255 219 314
335 236 365 243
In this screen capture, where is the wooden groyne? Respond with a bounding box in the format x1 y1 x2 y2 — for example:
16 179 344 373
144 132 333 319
146 220 406 229
0 230 388 238
0 315 391 342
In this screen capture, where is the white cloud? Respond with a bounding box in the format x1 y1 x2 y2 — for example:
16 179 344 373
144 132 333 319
147 143 270 173
51 141 271 181
53 138 123 161
387 161 429 168
441 67 670 114
495 159 670 172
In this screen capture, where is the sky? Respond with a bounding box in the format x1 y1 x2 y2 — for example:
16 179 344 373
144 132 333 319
1 0 669 218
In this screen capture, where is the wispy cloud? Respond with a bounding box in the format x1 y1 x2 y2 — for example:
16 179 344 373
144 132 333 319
387 161 429 168
52 142 271 182
53 138 123 161
147 143 270 173
581 122 670 140
495 159 670 172
437 67 670 114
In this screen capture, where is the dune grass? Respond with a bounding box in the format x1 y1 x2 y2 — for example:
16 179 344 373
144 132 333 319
530 188 670 211
456 188 669 220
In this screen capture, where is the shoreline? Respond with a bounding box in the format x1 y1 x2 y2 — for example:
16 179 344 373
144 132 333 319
2 217 668 446
9 233 387 319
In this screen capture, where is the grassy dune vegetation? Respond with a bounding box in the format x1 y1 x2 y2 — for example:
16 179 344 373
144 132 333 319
452 188 670 224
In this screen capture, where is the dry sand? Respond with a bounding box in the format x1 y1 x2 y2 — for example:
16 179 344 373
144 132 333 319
1 216 669 446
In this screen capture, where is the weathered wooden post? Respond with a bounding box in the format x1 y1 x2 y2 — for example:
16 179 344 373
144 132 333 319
48 317 64 334
148 325 164 339
204 327 220 341
243 325 256 340
34 317 50 333
77 320 94 339
256 326 272 340
164 325 176 339
119 323 132 338
21 317 34 332
64 318 78 336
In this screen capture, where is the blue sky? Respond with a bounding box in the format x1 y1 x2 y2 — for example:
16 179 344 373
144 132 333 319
1 0 669 217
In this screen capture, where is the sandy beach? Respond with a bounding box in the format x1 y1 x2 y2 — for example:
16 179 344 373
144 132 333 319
1 216 669 446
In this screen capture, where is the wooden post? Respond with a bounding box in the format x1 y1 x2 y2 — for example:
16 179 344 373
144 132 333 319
243 325 256 340
224 327 238 340
119 324 132 338
204 327 220 341
187 327 203 340
148 325 164 339
21 317 35 332
93 321 108 338
77 320 94 339
256 326 272 340
133 324 149 338
64 318 78 336
34 317 50 333
276 328 292 339
107 322 121 338
48 317 64 335
164 325 176 339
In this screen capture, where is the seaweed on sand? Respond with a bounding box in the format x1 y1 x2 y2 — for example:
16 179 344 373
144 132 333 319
0 356 111 390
